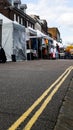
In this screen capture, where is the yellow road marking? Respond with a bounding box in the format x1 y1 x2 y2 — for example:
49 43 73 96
8 66 73 130
24 67 72 130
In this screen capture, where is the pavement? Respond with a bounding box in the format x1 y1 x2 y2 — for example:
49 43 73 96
54 76 73 130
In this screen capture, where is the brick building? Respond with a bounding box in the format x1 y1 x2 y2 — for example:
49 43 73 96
30 15 48 34
40 19 48 34
48 27 61 42
0 0 36 28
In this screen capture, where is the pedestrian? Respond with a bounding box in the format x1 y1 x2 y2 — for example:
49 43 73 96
0 47 7 63
49 45 56 59
53 47 56 59
56 44 60 59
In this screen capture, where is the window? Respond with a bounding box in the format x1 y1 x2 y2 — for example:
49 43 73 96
21 18 23 25
14 14 16 21
17 16 20 23
28 22 32 27
31 24 34 29
27 21 28 27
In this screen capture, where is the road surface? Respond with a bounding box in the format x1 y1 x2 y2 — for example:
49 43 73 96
0 60 73 130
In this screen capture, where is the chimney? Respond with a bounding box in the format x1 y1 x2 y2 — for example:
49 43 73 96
20 4 27 13
13 0 21 8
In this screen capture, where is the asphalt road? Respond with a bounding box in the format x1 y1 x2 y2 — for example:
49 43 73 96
0 59 73 130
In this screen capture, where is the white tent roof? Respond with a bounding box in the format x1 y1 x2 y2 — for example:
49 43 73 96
26 27 37 35
36 30 53 40
53 40 64 48
0 13 22 27
57 42 64 48
0 13 12 24
36 30 46 37
28 29 53 40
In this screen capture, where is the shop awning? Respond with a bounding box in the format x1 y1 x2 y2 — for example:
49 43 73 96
28 29 53 40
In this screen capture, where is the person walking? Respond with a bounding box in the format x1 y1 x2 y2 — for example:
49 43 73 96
0 47 7 63
56 44 60 59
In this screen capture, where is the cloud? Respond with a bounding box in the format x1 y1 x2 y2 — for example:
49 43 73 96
22 0 73 43
57 12 73 28
25 0 72 26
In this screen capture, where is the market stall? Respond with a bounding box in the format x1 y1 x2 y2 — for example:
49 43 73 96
0 13 26 61
28 29 53 59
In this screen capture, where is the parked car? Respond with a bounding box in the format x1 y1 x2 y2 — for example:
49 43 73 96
59 48 65 59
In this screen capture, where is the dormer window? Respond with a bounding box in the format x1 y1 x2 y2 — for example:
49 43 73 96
13 0 21 8
20 4 27 13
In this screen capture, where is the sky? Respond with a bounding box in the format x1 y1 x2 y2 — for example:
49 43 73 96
21 0 73 45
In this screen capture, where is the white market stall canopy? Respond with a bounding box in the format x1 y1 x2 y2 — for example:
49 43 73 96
53 40 64 48
27 29 53 41
36 30 53 40
0 13 26 61
26 27 37 41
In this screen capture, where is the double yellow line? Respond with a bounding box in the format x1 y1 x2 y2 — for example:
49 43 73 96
8 66 73 130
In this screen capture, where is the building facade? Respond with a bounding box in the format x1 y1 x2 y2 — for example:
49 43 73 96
30 15 48 34
30 15 42 32
48 27 61 42
40 19 48 35
0 0 36 28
